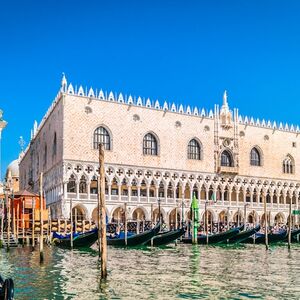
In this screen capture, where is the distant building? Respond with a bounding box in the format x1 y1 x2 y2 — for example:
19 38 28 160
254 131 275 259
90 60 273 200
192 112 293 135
19 75 300 227
5 158 20 193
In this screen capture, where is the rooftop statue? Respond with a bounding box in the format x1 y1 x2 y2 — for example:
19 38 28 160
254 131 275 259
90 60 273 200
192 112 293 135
0 109 3 121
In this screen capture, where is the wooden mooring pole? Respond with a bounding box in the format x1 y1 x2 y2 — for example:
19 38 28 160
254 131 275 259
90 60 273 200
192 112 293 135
32 197 35 248
70 198 73 249
124 203 128 246
288 200 292 249
98 143 107 279
39 173 44 263
6 191 10 251
263 194 268 250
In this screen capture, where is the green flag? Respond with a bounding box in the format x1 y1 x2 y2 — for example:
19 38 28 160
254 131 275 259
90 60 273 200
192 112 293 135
191 194 199 209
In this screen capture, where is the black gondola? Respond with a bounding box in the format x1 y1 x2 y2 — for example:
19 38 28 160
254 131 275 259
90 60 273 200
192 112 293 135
145 227 186 247
243 230 287 244
107 223 160 247
226 225 260 244
0 275 14 300
288 228 300 243
52 228 98 248
181 227 240 244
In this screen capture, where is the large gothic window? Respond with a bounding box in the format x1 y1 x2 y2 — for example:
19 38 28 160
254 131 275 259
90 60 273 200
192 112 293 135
143 133 158 155
283 155 294 174
93 126 111 150
221 150 233 167
250 147 261 166
67 175 76 193
188 139 201 160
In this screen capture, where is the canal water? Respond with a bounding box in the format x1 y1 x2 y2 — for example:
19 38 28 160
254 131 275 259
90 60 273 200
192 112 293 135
0 243 299 299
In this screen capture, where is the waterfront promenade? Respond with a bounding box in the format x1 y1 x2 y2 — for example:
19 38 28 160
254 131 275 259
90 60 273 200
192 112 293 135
0 243 299 299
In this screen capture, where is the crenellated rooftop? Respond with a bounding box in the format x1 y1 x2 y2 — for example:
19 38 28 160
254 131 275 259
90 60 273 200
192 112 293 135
24 74 300 156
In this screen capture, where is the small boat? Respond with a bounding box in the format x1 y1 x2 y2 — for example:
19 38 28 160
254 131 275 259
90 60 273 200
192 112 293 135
226 225 260 244
107 223 160 247
146 227 186 247
243 230 287 244
0 275 14 300
52 228 98 248
287 228 300 243
181 227 240 244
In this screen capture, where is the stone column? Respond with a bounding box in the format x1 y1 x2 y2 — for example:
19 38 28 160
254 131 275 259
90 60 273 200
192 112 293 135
173 187 177 202
228 188 232 207
87 181 91 201
137 185 141 202
221 189 224 205
250 192 253 208
155 185 159 198
236 191 239 206
164 185 168 202
76 180 79 200
128 185 132 202
108 183 112 201
270 192 274 208
146 185 150 203
118 184 122 202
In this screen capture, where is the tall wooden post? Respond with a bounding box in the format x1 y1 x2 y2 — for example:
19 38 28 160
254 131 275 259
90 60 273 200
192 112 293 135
22 198 25 245
13 199 16 238
263 194 268 250
288 200 292 249
150 204 153 228
175 207 178 230
6 192 10 250
75 208 77 233
205 201 209 245
0 198 3 244
70 198 73 249
98 143 107 279
39 173 44 263
32 197 35 248
124 203 128 246
16 203 19 241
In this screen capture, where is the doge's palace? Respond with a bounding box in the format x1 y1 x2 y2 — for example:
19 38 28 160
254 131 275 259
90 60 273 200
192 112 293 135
19 75 300 227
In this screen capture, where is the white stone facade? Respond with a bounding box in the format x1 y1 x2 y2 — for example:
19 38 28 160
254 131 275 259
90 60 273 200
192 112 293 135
19 77 300 226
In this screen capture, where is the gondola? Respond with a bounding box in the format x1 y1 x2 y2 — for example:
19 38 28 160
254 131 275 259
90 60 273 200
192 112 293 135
181 227 240 244
0 275 14 300
242 230 287 244
145 227 186 247
288 228 300 243
52 228 98 248
107 223 160 247
226 225 260 244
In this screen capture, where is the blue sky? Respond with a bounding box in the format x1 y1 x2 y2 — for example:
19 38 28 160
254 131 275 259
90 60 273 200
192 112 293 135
0 0 300 179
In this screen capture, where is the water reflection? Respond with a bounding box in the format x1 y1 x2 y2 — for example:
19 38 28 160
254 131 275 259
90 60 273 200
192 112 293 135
0 244 299 299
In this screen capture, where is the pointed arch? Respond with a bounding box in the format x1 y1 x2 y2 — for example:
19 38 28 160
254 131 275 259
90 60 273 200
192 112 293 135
283 154 295 174
143 132 159 155
187 138 203 160
221 150 233 167
250 146 262 166
93 125 112 150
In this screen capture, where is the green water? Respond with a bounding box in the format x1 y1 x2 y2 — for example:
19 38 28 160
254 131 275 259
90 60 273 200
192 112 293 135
0 243 299 299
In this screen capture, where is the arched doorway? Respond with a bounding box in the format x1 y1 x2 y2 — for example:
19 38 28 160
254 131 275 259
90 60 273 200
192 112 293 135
168 208 181 229
233 210 243 225
111 207 125 223
132 208 146 221
274 212 284 225
72 205 86 221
